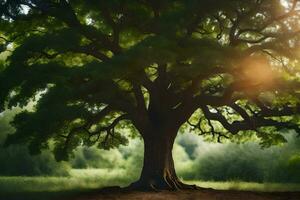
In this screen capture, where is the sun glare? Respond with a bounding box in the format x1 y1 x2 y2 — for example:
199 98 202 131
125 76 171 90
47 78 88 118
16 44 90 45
281 0 289 8
239 56 275 88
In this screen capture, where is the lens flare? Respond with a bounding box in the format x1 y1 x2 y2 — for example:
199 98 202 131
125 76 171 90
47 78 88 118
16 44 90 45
238 56 276 91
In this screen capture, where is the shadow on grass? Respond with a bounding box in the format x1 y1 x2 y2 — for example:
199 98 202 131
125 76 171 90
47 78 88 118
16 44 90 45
1 187 300 200
0 188 100 200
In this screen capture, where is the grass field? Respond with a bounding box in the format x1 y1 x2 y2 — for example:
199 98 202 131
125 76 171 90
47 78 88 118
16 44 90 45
0 169 300 200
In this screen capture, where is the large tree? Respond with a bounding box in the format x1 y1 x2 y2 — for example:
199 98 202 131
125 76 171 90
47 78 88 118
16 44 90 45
0 0 299 190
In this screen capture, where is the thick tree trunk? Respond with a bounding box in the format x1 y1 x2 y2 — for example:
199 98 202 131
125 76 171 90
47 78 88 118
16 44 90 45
127 130 198 191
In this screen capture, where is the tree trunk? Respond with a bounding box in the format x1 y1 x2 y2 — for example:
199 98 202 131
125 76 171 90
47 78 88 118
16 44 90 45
127 130 198 191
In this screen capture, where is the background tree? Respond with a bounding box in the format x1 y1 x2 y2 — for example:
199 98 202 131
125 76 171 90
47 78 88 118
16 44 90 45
0 0 299 190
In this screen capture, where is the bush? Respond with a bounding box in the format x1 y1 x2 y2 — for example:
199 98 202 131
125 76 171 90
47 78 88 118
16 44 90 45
0 109 70 176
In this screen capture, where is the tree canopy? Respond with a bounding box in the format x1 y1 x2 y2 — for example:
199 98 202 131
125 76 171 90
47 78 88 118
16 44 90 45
0 0 300 190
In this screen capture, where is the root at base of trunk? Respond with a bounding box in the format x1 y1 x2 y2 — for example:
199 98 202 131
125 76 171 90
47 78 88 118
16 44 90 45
125 178 203 192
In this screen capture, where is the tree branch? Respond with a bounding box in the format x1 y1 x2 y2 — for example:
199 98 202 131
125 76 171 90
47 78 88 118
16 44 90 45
200 104 300 136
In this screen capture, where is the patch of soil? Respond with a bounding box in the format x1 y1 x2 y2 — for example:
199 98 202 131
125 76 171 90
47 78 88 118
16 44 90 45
71 189 300 200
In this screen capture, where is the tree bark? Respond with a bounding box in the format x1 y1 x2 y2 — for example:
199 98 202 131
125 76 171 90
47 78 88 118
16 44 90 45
127 129 198 191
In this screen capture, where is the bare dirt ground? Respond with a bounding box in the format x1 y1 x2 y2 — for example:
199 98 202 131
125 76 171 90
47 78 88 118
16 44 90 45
71 189 300 200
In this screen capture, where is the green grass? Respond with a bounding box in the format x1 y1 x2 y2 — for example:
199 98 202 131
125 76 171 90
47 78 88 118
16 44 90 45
0 169 131 193
0 169 300 200
0 169 132 200
186 181 300 192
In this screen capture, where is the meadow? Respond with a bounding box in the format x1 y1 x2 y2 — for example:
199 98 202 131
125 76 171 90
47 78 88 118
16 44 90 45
1 169 300 200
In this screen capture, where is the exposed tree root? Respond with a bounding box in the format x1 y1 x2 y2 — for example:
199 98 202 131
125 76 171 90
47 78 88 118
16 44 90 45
124 178 208 192
95 179 213 194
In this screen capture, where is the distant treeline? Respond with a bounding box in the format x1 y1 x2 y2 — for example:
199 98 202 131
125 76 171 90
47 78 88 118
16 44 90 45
0 109 300 183
175 133 300 183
